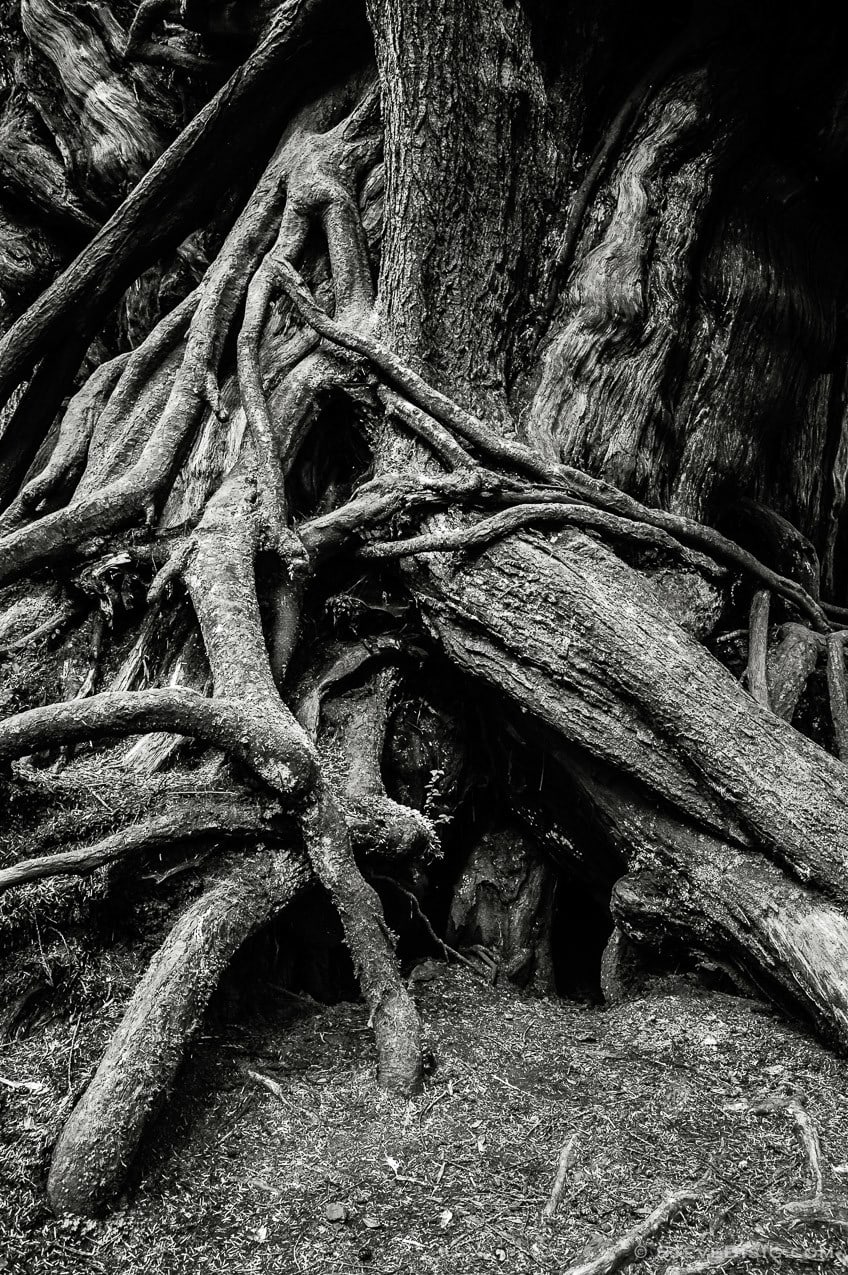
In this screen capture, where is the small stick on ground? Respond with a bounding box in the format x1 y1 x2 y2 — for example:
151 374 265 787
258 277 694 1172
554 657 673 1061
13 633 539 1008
542 1131 578 1221
246 1069 287 1103
563 1186 704 1275
747 590 771 708
0 1075 45 1094
664 1241 829 1275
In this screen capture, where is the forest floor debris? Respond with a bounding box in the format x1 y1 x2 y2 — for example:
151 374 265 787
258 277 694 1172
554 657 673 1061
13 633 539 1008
2 963 848 1273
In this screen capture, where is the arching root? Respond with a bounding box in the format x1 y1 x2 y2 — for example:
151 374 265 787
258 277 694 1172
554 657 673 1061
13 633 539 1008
46 844 309 1216
310 657 438 861
180 471 422 1096
0 800 277 894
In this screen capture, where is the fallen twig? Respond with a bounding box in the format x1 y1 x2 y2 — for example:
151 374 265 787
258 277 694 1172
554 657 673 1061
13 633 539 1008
0 1075 46 1094
370 873 487 979
246 1069 288 1103
542 1131 578 1221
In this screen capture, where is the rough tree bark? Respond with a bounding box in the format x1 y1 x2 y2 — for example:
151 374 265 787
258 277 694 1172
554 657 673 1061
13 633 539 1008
1 0 848 1217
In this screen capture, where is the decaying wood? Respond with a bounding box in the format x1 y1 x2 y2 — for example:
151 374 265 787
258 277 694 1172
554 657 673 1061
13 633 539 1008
448 822 555 991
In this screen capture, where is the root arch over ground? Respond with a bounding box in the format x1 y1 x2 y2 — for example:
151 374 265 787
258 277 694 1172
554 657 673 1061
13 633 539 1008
1 0 848 1222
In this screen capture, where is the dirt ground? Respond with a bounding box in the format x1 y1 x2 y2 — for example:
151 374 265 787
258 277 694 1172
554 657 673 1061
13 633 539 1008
2 962 848 1274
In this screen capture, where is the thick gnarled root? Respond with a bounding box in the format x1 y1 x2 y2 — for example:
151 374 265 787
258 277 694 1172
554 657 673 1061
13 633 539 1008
47 846 309 1216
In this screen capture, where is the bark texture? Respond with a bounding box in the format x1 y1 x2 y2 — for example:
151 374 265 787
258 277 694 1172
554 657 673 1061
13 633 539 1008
1 0 848 1217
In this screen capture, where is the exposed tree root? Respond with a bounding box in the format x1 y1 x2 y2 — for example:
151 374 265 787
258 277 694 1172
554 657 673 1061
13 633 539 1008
607 824 848 1047
747 1092 848 1226
358 500 724 566
300 470 480 564
77 288 200 493
26 85 427 1208
2 1 848 1233
315 662 437 861
0 328 93 505
0 802 278 894
300 784 422 1094
275 260 829 630
0 76 379 588
124 0 176 54
0 686 312 797
181 470 422 1094
562 1186 704 1275
293 636 407 738
46 844 309 1215
423 530 848 900
783 1097 826 1219
746 590 771 708
0 355 128 531
0 95 346 582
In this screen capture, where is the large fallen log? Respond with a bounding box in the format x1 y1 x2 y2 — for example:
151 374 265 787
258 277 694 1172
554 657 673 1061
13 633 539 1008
412 527 848 1042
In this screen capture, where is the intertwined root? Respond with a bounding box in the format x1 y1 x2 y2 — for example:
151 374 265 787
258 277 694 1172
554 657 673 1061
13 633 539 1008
4 4 848 1223
0 73 427 1213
